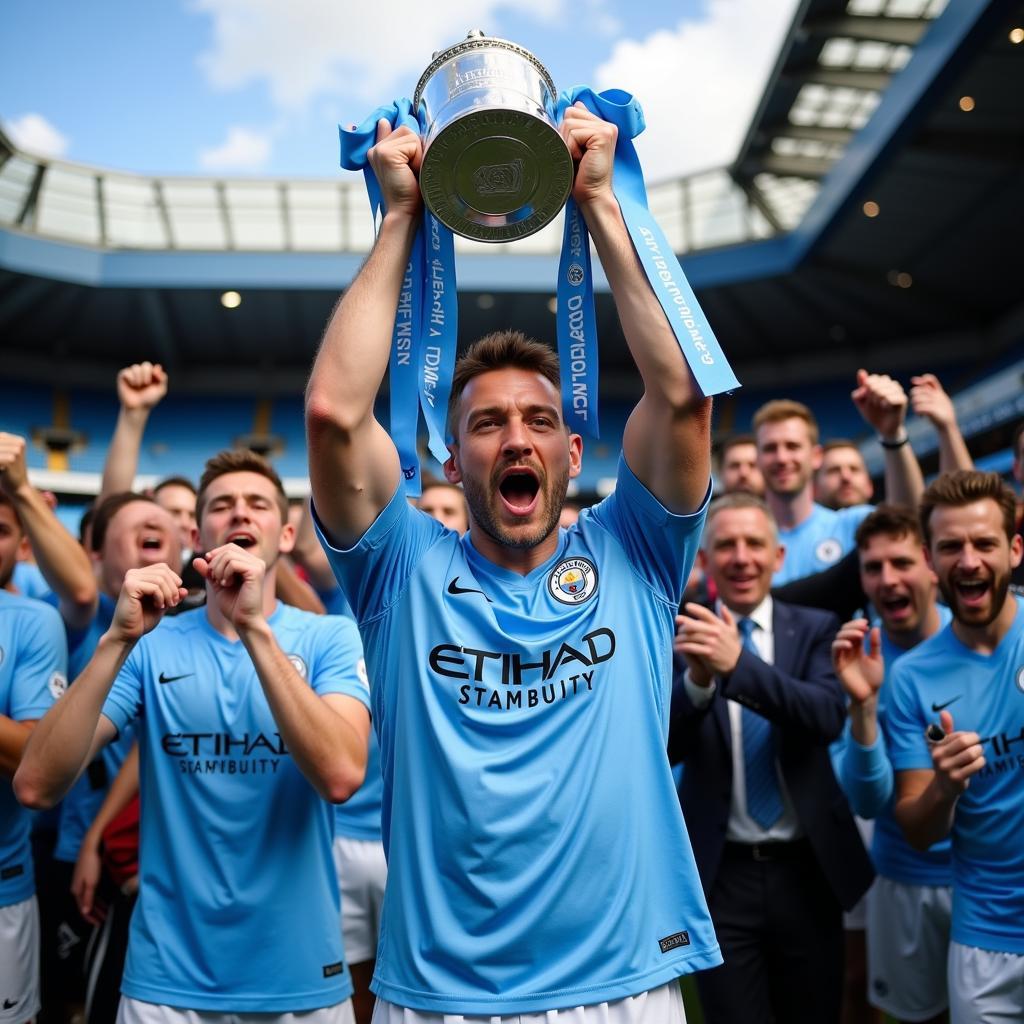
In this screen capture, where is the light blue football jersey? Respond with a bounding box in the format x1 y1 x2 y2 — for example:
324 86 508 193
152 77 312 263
316 456 722 1015
334 728 383 842
55 593 135 864
317 602 383 841
835 616 953 887
0 591 64 906
774 502 872 584
100 603 370 1011
11 561 50 601
887 597 1024 954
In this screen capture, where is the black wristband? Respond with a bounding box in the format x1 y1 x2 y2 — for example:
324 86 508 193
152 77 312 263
879 432 909 449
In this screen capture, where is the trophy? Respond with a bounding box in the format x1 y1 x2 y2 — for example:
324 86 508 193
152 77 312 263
413 30 573 242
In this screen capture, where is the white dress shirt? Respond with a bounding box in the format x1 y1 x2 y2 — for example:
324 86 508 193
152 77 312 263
682 595 803 843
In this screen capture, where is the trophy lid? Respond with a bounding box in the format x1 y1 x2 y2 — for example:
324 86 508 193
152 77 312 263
413 30 557 109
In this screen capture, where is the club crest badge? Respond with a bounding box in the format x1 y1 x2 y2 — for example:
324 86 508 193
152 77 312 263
548 557 598 605
49 672 67 700
1016 666 1024 696
288 654 308 679
815 538 842 566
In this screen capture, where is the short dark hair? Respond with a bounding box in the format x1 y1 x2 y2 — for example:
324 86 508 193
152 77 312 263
447 330 561 436
90 492 159 553
919 470 1018 546
855 504 922 549
719 434 756 459
1013 420 1024 460
154 475 197 497
196 450 288 525
822 438 861 455
0 489 22 529
78 502 95 546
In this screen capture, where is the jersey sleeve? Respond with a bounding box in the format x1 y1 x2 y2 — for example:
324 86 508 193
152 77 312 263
838 505 873 546
9 603 66 720
585 454 711 604
312 483 447 623
832 723 894 818
101 644 146 735
307 616 371 711
884 660 933 772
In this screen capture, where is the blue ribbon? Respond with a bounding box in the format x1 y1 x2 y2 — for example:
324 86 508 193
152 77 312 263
341 86 738 488
419 211 458 465
555 87 740 404
557 197 599 437
340 100 432 495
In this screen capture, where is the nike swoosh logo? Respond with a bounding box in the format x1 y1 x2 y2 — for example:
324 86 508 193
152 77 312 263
447 577 492 603
931 696 962 712
158 671 193 685
3 1000 19 1010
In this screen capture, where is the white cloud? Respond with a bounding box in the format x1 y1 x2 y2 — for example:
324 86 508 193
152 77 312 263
198 125 272 171
4 112 69 158
193 0 563 112
594 0 800 180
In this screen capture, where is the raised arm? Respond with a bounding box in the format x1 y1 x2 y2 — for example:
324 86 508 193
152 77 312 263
831 619 894 817
14 563 186 809
910 373 973 472
305 122 421 547
0 432 97 629
196 543 370 803
99 362 168 503
564 105 711 514
894 709 984 851
851 369 924 507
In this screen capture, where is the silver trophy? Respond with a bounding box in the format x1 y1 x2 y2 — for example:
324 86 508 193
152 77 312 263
414 30 573 242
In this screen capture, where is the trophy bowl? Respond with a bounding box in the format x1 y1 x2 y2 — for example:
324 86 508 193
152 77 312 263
414 30 573 242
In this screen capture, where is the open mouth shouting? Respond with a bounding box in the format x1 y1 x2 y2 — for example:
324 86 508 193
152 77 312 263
952 576 989 611
497 466 541 518
226 530 258 550
879 593 913 623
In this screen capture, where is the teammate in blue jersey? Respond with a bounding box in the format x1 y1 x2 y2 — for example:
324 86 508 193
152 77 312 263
885 471 1024 1024
752 385 923 585
332 724 385 1024
0 436 101 1022
56 493 183 863
16 450 371 1024
0 432 98 629
0 521 66 1024
306 106 722 1022
831 505 953 1024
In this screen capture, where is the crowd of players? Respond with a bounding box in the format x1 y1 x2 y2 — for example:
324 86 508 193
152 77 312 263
2 107 1024 1024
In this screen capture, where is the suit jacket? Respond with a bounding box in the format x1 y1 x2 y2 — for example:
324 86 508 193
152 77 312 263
668 598 873 912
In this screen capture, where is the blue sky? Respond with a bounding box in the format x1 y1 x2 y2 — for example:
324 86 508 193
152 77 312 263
1 0 798 182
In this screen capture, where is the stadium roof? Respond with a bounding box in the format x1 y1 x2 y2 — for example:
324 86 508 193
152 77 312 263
0 0 1020 397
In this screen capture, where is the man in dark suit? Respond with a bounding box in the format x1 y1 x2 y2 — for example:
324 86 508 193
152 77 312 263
669 492 873 1024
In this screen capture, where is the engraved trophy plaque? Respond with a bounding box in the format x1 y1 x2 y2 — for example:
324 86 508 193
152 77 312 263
414 30 573 242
